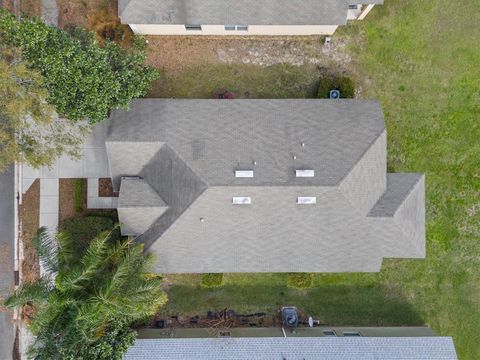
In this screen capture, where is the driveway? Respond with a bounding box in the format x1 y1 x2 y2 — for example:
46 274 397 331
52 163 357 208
0 165 15 360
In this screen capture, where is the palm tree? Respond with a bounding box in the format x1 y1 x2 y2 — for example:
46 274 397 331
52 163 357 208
4 226 167 359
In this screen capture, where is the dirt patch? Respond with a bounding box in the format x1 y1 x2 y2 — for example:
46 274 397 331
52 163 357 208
145 36 345 71
19 180 40 284
99 178 118 197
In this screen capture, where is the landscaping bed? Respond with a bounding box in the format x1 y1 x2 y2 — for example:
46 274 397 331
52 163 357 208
59 179 86 223
19 180 40 284
98 178 118 197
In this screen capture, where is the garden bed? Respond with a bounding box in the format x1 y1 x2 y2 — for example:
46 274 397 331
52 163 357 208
19 180 40 284
99 178 118 197
59 179 86 223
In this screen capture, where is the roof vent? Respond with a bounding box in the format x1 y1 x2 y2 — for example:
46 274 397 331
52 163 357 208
297 197 317 205
232 197 251 205
296 169 315 177
235 170 254 178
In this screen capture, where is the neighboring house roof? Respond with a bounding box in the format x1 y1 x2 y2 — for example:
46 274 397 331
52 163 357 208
106 99 425 273
123 337 458 360
119 0 384 26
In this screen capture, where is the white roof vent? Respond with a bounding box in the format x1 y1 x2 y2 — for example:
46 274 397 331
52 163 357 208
296 169 315 177
232 197 251 205
297 197 317 205
235 170 254 178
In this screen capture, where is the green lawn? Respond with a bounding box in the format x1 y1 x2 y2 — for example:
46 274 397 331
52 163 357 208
154 1 479 358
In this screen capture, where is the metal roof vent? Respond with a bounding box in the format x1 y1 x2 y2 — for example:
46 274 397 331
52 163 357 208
297 197 317 205
235 170 254 178
232 197 251 205
296 169 315 177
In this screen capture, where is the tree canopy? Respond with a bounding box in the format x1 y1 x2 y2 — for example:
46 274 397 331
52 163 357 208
0 46 86 172
0 9 158 123
4 226 167 359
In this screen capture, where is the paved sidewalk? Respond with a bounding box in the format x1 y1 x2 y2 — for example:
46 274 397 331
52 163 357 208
87 178 118 209
23 122 111 193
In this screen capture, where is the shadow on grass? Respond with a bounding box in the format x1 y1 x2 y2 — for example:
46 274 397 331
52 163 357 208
162 279 424 327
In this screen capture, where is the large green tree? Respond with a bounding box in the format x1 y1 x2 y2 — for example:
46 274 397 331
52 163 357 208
4 227 167 359
0 9 158 123
0 46 86 172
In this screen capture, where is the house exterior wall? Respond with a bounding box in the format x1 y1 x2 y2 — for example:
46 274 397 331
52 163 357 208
128 24 339 36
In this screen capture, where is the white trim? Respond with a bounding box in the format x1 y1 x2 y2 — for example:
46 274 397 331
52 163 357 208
358 4 375 20
129 24 139 33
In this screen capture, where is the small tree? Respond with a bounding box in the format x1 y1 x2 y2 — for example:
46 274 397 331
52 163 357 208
4 227 167 359
0 46 86 172
0 9 158 123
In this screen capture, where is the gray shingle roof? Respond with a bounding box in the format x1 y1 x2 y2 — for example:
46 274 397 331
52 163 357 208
106 99 425 273
123 337 458 360
118 0 382 26
107 99 385 187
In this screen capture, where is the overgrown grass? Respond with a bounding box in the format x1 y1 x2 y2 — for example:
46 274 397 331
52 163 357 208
155 1 479 359
148 63 321 99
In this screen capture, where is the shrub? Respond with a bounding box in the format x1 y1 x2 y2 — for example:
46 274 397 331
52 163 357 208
200 273 224 288
317 75 355 99
213 88 236 99
73 179 85 213
0 9 158 123
60 216 115 255
287 273 314 289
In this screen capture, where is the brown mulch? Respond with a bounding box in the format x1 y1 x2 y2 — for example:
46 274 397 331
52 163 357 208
153 309 282 330
20 0 40 17
19 180 40 284
98 178 118 197
59 179 87 223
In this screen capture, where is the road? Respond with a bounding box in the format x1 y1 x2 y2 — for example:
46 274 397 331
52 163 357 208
0 165 15 360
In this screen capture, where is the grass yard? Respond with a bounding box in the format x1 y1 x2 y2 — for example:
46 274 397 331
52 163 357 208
155 1 479 358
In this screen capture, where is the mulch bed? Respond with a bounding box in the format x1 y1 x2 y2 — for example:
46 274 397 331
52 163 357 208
152 309 282 330
19 180 40 284
99 178 118 197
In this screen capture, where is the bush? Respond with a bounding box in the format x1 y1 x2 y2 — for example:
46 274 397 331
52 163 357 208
287 273 314 289
212 88 236 99
60 216 115 255
0 9 158 123
73 179 85 213
200 273 224 288
317 75 355 99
